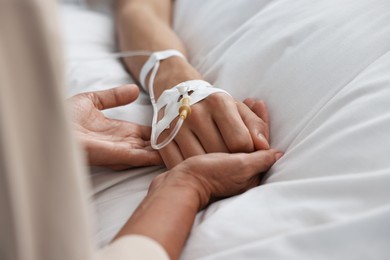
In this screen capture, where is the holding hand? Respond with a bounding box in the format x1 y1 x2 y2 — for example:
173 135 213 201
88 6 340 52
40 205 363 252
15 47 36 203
159 91 272 169
115 1 274 169
150 149 282 208
69 85 162 170
115 148 282 259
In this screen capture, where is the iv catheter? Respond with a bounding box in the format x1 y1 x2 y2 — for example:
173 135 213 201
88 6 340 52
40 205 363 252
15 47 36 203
74 49 230 150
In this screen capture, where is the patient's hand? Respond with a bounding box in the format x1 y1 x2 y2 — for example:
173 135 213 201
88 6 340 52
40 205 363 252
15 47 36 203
69 85 162 170
148 59 271 169
159 93 271 169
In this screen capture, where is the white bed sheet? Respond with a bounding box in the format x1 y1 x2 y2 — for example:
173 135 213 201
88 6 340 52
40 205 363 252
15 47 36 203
61 1 390 259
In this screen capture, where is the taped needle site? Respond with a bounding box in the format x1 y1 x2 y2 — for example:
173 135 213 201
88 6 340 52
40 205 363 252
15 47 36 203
73 49 230 150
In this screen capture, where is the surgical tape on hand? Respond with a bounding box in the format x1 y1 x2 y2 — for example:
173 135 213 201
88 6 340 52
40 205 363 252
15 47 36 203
139 50 230 150
71 49 231 150
152 80 230 148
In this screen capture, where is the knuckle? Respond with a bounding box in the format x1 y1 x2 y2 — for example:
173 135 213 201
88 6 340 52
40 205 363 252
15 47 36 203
227 133 253 153
86 92 95 101
233 155 253 175
86 92 104 109
243 98 255 108
207 93 231 107
234 154 247 168
188 105 204 122
250 117 263 129
186 105 209 127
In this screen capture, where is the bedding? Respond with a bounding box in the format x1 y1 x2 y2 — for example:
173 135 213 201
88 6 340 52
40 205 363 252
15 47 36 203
61 1 390 259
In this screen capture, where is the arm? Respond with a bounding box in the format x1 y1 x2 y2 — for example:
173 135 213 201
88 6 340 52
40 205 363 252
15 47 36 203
68 83 277 258
115 0 200 96
115 0 271 168
113 149 283 259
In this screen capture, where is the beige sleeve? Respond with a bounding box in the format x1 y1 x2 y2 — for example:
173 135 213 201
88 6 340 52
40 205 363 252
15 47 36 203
0 0 168 260
98 235 169 260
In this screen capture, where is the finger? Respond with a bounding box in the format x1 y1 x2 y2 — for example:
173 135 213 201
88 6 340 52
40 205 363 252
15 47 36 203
237 101 270 150
243 98 255 108
194 123 229 153
107 165 133 171
244 99 270 140
159 140 184 169
211 98 253 153
91 84 140 110
186 110 229 153
86 139 163 167
127 149 164 166
175 128 206 158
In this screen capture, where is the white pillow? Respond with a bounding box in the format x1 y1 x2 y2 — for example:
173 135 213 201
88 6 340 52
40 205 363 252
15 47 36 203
172 0 390 259
174 0 390 182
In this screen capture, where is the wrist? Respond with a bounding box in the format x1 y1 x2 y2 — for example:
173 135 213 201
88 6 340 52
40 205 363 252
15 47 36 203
153 57 203 98
150 169 211 211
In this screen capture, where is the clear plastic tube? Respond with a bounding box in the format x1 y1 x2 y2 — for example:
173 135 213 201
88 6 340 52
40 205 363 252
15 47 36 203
151 118 184 150
148 60 185 149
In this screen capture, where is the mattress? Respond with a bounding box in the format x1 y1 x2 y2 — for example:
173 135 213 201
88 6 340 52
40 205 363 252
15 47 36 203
61 1 390 259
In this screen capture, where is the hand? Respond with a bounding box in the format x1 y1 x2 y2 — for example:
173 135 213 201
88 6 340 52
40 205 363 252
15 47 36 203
69 85 162 170
159 93 271 169
150 149 283 209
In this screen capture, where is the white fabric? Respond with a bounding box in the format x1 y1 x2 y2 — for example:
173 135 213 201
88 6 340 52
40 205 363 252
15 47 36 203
61 0 390 259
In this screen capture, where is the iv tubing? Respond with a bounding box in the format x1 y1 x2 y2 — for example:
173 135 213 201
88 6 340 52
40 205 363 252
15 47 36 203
147 56 186 150
74 50 188 150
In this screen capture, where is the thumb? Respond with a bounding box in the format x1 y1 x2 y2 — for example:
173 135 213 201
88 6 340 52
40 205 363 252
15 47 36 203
240 149 283 175
91 84 140 110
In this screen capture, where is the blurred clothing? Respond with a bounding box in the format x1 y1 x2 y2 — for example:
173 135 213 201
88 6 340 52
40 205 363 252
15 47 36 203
0 0 168 259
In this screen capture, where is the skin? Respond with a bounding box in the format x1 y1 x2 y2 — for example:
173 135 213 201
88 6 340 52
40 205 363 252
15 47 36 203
69 1 282 257
113 149 283 260
69 85 271 171
115 0 271 169
69 85 282 259
69 84 162 170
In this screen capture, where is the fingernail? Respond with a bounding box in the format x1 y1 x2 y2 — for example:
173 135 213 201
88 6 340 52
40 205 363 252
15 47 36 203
258 133 266 139
275 152 284 161
257 134 269 148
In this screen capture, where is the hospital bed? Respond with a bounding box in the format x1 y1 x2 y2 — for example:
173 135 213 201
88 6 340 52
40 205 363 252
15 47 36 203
61 1 390 259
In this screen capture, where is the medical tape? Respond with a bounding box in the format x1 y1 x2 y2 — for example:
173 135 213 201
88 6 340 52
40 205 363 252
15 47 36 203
71 49 231 150
153 80 230 143
139 49 186 91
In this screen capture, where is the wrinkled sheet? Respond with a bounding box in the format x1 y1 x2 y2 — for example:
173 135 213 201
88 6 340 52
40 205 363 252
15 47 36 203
61 1 390 258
